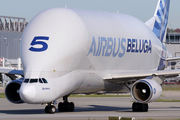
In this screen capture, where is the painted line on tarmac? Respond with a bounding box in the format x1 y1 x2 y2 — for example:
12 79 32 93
149 109 180 111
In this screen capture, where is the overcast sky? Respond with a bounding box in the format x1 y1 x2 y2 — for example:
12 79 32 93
0 0 179 29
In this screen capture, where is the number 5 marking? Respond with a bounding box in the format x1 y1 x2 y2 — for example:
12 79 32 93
29 36 49 52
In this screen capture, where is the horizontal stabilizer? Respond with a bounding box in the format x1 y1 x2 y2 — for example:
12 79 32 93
166 56 180 61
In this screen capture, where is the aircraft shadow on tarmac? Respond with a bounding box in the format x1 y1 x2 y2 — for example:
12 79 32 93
73 105 132 112
0 109 45 114
0 105 132 114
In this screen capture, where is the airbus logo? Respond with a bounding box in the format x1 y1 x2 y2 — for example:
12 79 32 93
87 37 152 58
154 88 156 94
42 87 50 90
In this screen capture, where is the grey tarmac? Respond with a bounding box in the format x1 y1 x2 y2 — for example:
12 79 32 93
0 93 180 120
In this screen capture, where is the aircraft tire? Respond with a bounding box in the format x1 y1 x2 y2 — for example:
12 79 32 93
141 103 148 112
132 102 148 112
45 105 56 114
58 102 75 112
49 106 56 114
58 102 63 112
45 106 50 113
69 102 74 112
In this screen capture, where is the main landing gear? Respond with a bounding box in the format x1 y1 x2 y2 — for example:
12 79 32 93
44 95 74 114
58 95 74 112
132 102 148 112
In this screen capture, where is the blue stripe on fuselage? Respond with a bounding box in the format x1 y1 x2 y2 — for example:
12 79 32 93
157 43 168 70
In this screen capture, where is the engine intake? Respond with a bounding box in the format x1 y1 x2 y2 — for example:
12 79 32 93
5 79 24 103
131 79 162 103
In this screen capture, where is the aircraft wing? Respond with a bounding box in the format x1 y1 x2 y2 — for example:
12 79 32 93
0 68 23 75
104 69 180 83
0 68 24 80
104 56 180 83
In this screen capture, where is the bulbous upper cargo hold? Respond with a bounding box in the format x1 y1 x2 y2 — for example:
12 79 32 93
21 8 163 79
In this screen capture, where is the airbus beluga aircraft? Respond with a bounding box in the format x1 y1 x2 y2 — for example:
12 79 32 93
0 0 178 113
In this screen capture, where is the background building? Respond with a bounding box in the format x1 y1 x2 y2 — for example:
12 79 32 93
0 16 27 86
0 16 27 59
166 32 180 57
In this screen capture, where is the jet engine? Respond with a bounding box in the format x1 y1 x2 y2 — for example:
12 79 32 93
5 79 24 103
131 79 162 103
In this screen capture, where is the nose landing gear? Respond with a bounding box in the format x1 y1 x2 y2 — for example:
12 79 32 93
45 103 56 114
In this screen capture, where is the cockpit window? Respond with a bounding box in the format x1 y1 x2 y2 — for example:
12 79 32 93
30 79 38 83
24 78 48 83
39 78 43 83
24 79 29 83
42 78 48 83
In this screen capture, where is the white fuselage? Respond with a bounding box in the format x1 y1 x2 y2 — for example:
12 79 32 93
19 8 166 104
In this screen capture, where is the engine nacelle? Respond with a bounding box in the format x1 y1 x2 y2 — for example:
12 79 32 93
5 79 24 103
131 79 162 103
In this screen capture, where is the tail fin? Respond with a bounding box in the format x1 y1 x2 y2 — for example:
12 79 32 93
145 0 170 42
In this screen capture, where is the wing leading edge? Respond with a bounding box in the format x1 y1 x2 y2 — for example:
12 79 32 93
0 69 23 75
0 68 23 80
104 69 180 83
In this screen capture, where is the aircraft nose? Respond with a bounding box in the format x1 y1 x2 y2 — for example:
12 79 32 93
20 84 36 103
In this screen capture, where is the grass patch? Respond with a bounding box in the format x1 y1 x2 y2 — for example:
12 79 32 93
156 99 180 102
162 85 180 91
0 93 5 98
69 94 131 97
